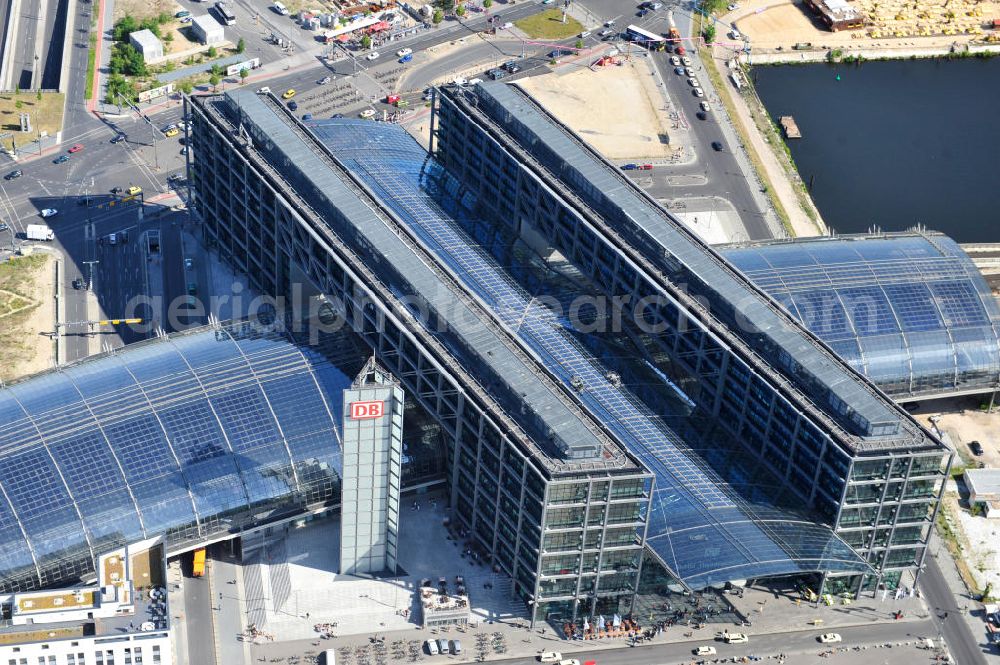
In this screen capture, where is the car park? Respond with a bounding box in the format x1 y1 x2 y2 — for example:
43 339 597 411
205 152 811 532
970 440 984 456
40 208 58 218
711 141 724 151
4 169 22 180
695 646 717 655
538 653 562 663
366 51 381 60
819 633 842 644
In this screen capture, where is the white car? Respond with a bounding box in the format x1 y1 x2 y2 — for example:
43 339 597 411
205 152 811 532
700 101 711 111
359 108 376 118
452 76 468 86
688 77 700 87
670 55 680 66
558 660 580 665
396 47 412 57
538 653 562 664
694 646 717 656
468 77 483 85
681 56 692 66
723 632 749 644
425 639 439 655
693 87 705 97
40 208 58 218
819 633 842 644
257 86 271 94
365 51 381 60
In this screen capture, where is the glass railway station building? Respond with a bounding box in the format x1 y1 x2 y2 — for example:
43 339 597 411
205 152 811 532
1 81 981 630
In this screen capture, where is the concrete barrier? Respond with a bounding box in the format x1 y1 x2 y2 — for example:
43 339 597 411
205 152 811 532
0 0 24 89
58 0 74 92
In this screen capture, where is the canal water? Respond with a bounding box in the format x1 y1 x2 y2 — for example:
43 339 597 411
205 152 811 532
751 57 1000 243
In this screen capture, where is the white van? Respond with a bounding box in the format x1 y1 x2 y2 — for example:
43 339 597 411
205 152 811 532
425 639 439 655
723 632 749 644
273 1 289 14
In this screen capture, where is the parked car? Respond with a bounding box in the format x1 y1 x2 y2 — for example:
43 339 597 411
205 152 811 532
723 632 748 644
727 2 739 10
4 169 22 180
165 127 180 137
696 111 707 120
695 646 717 656
693 87 705 97
503 60 521 73
425 639 438 655
282 89 296 99
287 101 298 111
670 55 681 66
674 66 686 74
819 633 842 644
682 56 692 65
72 277 85 290
317 76 332 85
110 133 126 143
450 639 462 655
128 185 142 195
970 440 984 456
175 9 191 17
396 47 412 57
700 101 711 112
538 654 562 664
40 208 58 218
302 113 313 121
0 222 7 232
711 141 724 151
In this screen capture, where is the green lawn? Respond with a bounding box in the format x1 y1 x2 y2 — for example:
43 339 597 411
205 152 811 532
515 8 584 40
86 33 98 100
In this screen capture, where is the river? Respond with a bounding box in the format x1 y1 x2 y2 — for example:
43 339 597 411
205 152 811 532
751 57 1000 243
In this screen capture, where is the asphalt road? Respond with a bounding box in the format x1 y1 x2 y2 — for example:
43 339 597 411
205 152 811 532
432 619 941 665
919 551 990 665
182 562 217 665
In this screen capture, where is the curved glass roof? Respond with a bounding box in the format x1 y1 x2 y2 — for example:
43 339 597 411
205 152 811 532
0 320 361 592
721 234 1000 400
310 119 872 589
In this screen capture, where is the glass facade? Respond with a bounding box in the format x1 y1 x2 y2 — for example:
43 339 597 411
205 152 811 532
721 235 1000 400
0 319 384 592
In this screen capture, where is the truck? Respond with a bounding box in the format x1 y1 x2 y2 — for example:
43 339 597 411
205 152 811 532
667 10 681 46
192 547 206 577
26 224 54 241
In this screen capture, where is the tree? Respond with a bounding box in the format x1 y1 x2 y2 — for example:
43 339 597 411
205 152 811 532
575 38 583 48
105 73 136 105
436 0 455 12
432 8 444 23
210 63 224 77
483 0 492 7
703 24 716 43
360 34 372 49
455 4 466 16
239 67 249 83
113 15 139 42
209 73 221 91
177 80 194 94
164 31 174 43
236 37 246 53
207 45 218 58
36 89 42 101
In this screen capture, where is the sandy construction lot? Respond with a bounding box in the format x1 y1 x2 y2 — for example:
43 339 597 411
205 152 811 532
0 253 54 383
728 0 1000 50
516 59 674 161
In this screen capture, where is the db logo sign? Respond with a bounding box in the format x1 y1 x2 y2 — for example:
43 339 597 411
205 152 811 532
350 400 384 420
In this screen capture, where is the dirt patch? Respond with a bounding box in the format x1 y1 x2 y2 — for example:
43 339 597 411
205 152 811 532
927 406 1000 469
515 60 675 160
0 253 54 383
113 0 178 24
731 0 1000 50
0 92 65 150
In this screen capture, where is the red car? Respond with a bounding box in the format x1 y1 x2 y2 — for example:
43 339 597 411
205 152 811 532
68 144 84 153
640 163 653 170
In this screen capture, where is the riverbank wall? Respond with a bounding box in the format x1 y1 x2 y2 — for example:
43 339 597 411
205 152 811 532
749 41 1000 64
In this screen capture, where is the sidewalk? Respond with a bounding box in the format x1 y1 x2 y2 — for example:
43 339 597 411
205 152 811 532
212 555 251 665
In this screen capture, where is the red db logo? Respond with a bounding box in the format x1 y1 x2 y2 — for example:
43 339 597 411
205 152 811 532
350 401 384 419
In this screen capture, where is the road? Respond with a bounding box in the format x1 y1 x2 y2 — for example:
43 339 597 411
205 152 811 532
481 619 941 665
919 551 991 665
8 0 64 90
182 557 218 665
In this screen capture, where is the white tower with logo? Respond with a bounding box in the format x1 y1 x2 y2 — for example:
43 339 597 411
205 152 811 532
340 358 404 575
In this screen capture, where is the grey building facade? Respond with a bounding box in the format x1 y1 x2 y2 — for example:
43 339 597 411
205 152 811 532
186 84 949 626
